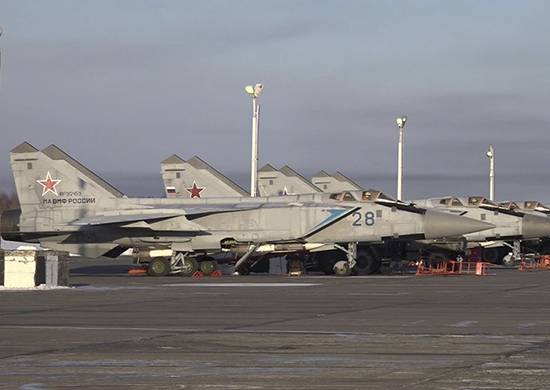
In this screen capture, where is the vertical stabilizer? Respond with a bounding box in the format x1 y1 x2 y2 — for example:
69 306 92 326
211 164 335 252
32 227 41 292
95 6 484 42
161 155 248 198
10 143 123 230
258 164 322 196
311 170 363 192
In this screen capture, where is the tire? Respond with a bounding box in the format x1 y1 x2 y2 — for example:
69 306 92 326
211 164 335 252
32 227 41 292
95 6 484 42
333 260 352 277
354 250 381 275
199 259 218 276
180 257 199 277
148 258 170 277
502 253 516 267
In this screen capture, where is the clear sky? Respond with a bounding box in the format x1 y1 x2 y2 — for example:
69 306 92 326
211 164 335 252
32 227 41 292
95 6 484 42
0 1 549 198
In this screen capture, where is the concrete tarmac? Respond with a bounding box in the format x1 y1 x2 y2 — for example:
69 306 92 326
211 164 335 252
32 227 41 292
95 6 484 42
1 258 550 389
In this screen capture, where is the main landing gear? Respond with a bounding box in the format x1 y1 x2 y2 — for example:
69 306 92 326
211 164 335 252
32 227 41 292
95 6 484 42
146 252 218 277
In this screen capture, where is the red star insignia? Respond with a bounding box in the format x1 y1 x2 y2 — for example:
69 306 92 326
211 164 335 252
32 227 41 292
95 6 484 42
186 181 204 198
37 171 62 196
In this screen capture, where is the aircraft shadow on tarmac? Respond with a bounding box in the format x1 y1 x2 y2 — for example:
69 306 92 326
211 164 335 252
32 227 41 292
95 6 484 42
70 263 133 276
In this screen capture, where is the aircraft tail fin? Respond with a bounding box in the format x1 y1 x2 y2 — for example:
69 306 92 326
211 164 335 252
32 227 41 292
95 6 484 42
161 154 248 198
258 164 322 196
10 142 124 214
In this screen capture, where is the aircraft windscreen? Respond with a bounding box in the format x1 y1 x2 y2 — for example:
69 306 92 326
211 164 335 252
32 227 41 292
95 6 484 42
361 190 396 203
451 198 464 206
524 201 550 212
468 196 484 206
479 198 499 207
500 201 519 210
361 191 379 202
439 198 451 206
439 197 463 207
524 201 538 209
342 192 356 201
377 191 396 202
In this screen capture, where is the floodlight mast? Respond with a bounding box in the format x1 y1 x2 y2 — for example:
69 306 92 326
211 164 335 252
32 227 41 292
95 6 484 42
395 116 407 201
245 83 263 197
486 145 495 201
0 26 3 70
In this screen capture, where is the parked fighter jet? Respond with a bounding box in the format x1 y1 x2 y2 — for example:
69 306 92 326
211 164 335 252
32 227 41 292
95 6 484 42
161 154 248 198
413 196 550 241
160 158 485 272
412 196 550 264
497 200 550 262
0 142 493 276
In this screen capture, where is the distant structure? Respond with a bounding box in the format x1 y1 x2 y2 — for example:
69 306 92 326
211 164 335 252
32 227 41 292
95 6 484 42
161 155 248 198
257 164 321 196
311 171 363 192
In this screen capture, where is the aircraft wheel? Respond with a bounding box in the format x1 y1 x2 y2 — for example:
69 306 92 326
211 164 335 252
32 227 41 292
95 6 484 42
354 250 381 275
148 257 170 277
333 260 351 277
180 257 199 277
199 258 218 276
502 253 516 267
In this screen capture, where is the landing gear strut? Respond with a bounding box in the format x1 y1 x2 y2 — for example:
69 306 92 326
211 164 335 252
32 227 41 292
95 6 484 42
333 242 357 276
502 240 521 267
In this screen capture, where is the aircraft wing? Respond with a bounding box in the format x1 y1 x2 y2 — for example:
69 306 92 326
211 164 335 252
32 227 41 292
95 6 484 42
70 210 187 226
68 204 265 227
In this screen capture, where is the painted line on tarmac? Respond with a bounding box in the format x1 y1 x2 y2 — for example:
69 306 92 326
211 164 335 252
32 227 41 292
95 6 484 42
0 325 535 340
347 292 410 296
161 283 321 287
301 276 413 279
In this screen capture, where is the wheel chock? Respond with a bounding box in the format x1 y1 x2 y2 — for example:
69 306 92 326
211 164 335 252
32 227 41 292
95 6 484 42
128 267 148 276
210 270 222 278
192 271 204 279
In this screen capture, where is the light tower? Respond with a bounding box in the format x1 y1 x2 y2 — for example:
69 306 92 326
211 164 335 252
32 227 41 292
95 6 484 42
395 115 407 201
486 145 495 201
244 83 263 197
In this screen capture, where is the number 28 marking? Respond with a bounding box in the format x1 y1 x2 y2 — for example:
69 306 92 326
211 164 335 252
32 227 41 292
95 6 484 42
352 211 375 226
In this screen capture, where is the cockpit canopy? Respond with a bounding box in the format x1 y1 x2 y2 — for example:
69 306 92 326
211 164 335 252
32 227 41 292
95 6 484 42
521 201 550 213
329 189 397 203
498 201 520 211
467 196 499 208
438 196 502 208
438 197 464 207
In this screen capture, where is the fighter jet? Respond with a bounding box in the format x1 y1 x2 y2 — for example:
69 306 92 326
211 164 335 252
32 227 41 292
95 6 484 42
497 200 550 261
0 142 493 276
412 196 550 264
161 154 248 198
253 164 550 265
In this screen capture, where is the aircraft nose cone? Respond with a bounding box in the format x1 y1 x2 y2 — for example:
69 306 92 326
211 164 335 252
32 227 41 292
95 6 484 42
522 214 550 238
424 209 495 239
